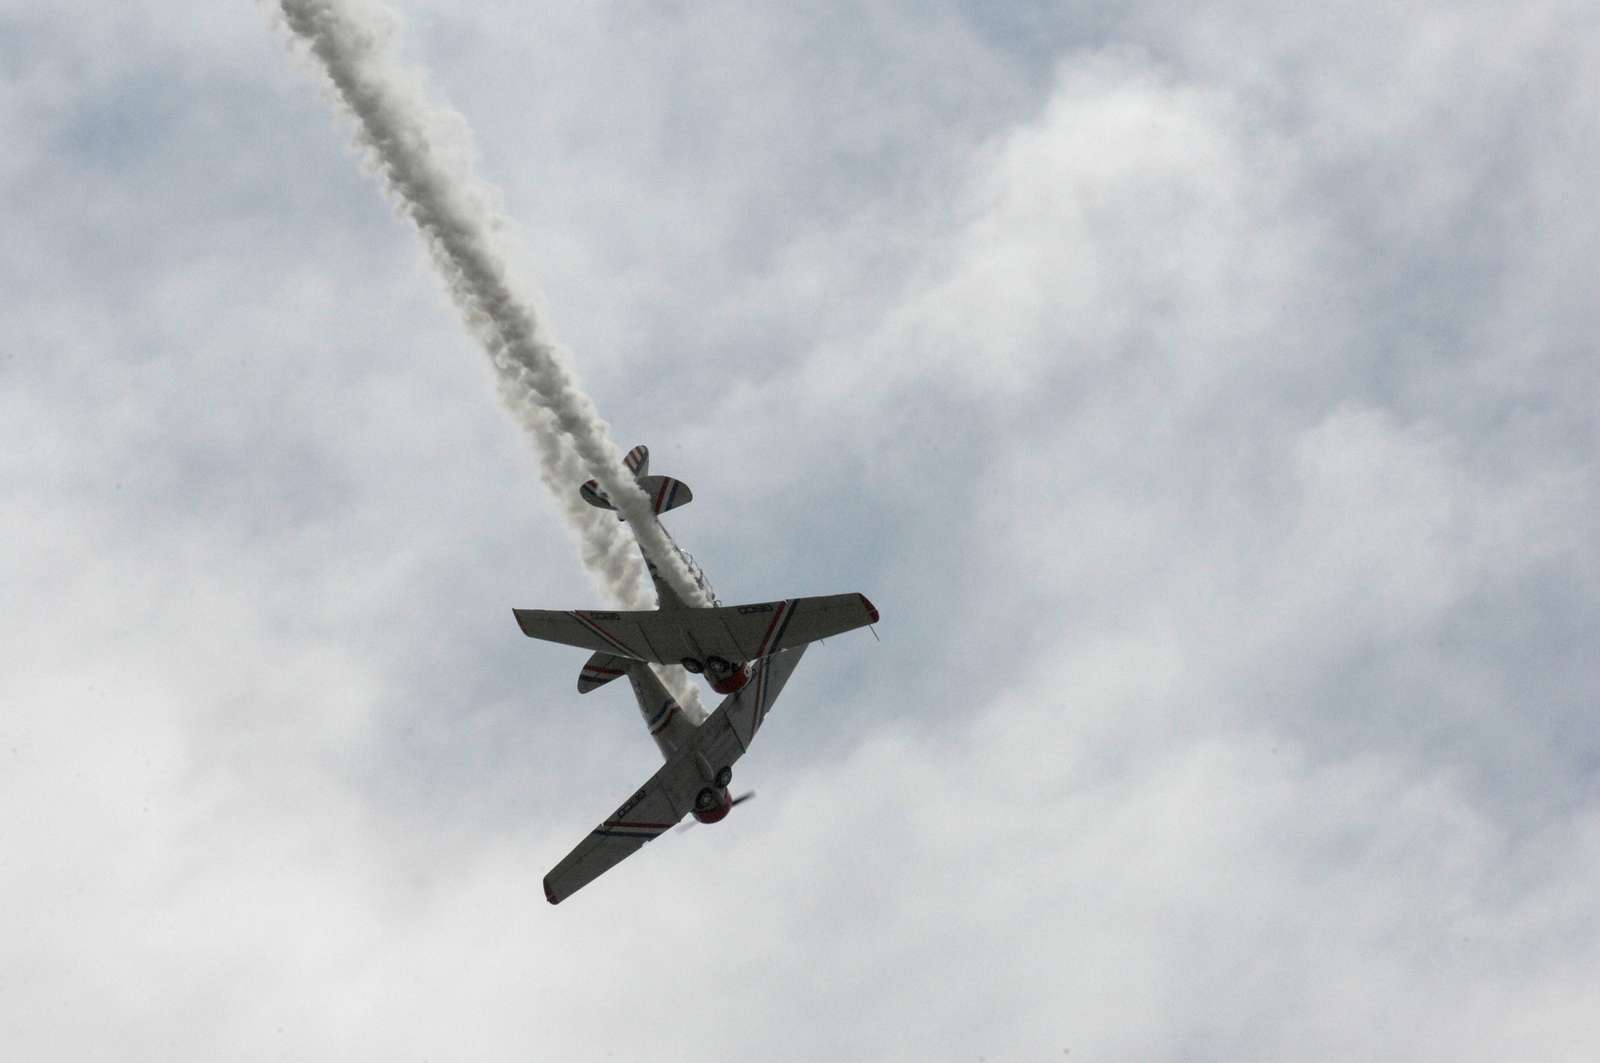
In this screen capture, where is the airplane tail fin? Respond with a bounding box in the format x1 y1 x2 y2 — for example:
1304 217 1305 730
579 444 693 517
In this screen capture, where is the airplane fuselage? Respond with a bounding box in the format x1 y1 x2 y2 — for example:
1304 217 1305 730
633 503 755 694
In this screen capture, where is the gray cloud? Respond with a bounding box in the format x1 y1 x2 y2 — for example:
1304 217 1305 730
3 2 1597 1060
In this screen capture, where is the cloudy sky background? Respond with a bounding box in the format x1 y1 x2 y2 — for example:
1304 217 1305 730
4 1 1598 1059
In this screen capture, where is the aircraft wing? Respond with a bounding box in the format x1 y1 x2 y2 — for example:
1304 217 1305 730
542 755 697 905
542 647 808 905
693 643 808 762
514 593 876 666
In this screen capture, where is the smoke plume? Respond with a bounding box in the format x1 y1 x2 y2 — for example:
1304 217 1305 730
274 0 709 713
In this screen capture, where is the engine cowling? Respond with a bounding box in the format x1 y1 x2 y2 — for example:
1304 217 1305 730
704 655 751 694
692 786 733 824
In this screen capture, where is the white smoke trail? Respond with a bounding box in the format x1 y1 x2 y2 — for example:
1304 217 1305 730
273 0 709 713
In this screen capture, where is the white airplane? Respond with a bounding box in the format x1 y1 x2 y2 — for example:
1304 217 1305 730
517 445 879 904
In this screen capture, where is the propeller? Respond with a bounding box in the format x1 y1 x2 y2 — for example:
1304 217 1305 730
675 791 756 832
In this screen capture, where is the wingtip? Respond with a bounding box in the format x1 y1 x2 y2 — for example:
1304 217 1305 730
543 878 561 905
512 608 536 638
858 594 879 625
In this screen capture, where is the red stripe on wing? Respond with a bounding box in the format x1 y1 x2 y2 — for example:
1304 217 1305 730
755 600 793 658
607 820 673 830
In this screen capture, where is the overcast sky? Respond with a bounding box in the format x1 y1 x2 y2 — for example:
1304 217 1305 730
4 2 1598 1060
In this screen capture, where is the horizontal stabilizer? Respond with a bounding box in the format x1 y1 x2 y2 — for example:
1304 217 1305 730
580 474 693 517
643 475 691 514
577 651 630 694
577 444 650 511
579 479 614 510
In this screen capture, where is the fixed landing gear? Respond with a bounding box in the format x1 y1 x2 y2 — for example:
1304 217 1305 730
714 765 732 788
